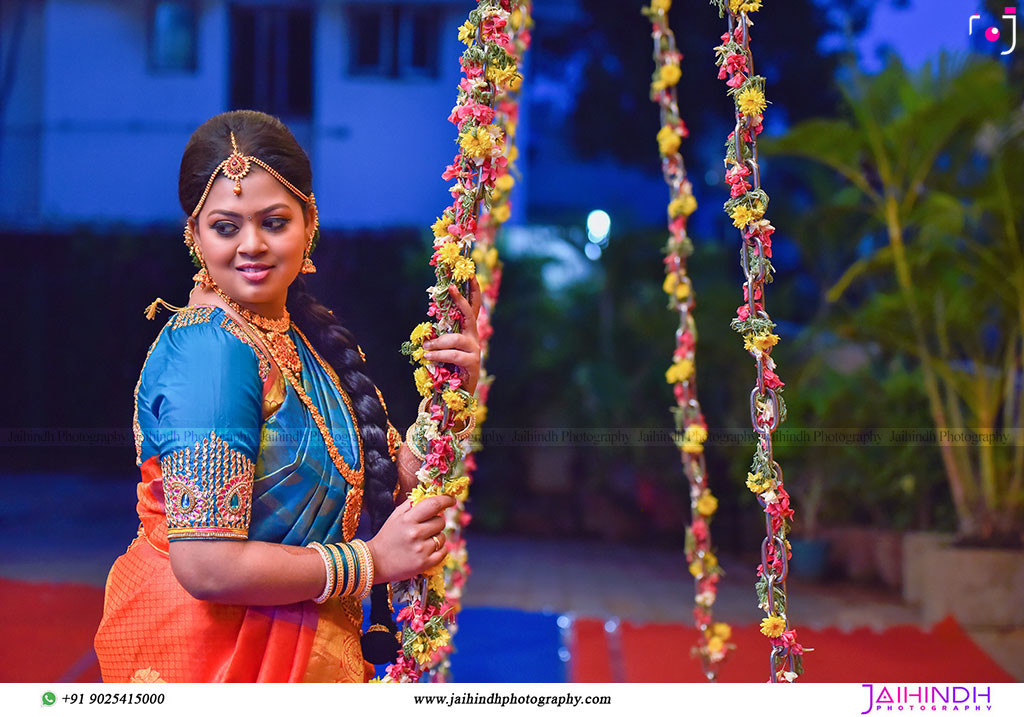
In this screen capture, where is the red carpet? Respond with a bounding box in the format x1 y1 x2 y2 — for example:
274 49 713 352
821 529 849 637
1 578 1015 683
0 578 104 682
570 617 1016 682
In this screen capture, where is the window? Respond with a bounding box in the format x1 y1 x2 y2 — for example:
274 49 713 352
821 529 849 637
230 6 313 119
347 4 441 79
148 1 197 73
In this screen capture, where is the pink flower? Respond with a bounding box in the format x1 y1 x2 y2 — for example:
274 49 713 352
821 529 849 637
735 302 763 321
771 629 805 655
691 518 708 542
763 367 785 391
673 383 686 403
742 282 763 302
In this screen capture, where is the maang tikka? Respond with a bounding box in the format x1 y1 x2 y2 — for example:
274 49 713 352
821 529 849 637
182 131 320 281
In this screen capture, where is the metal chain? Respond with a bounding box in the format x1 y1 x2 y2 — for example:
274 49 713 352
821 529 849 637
712 0 805 682
389 0 519 683
645 0 731 680
429 0 533 684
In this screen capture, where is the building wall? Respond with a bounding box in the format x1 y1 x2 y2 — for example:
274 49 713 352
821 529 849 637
0 0 47 223
0 0 477 230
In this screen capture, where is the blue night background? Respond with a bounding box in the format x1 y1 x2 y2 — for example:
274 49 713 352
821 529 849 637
1 0 1022 684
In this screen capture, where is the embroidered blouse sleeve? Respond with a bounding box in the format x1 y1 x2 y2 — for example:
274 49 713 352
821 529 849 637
149 312 263 542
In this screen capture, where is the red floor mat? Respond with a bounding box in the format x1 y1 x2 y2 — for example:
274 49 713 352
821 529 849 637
0 578 104 682
570 617 1015 682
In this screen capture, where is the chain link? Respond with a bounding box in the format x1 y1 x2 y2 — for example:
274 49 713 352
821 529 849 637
646 1 731 679
715 1 803 682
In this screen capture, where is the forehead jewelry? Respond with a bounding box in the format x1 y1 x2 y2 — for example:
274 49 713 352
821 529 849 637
190 131 312 217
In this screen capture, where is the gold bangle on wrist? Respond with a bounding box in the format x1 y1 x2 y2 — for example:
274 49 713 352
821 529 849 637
308 542 334 604
452 412 476 441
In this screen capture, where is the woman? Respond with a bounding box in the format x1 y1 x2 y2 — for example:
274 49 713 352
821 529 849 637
93 110 482 682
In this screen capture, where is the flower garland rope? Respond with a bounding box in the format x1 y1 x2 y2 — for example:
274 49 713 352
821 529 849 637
644 0 733 681
387 0 521 683
427 0 533 683
711 0 809 682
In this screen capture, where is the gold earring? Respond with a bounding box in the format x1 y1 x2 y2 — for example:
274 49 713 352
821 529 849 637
185 224 213 287
301 247 317 274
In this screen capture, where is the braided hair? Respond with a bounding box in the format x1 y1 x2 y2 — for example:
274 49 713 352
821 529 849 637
179 110 400 663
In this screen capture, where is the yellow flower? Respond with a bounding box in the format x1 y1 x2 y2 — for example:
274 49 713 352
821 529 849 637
746 471 771 494
490 203 511 224
704 552 719 570
736 86 767 117
458 20 476 46
414 366 433 397
510 8 522 29
743 331 779 356
685 425 707 444
651 0 671 12
657 63 682 89
412 346 426 363
428 571 446 595
460 126 495 158
730 201 765 229
712 622 732 640
682 424 707 454
432 215 453 238
475 403 488 424
688 560 703 578
706 636 725 655
437 240 462 267
452 256 476 283
495 173 515 192
409 484 429 505
665 359 695 384
445 476 471 500
455 396 477 422
485 247 499 269
668 193 697 218
410 322 434 345
656 125 681 156
729 0 762 14
663 272 678 295
471 247 485 264
487 64 520 89
507 144 519 162
760 615 786 638
443 389 467 413
696 491 718 517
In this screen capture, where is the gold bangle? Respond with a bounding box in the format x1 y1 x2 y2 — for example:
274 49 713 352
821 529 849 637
352 539 374 599
452 412 476 441
404 423 428 461
308 542 334 604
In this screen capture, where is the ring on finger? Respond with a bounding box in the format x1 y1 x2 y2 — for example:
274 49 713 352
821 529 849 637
432 534 443 551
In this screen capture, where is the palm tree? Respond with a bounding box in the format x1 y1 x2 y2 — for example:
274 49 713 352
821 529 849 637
765 54 1023 542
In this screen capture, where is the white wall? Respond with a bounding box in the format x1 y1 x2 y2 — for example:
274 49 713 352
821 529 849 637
1 0 482 231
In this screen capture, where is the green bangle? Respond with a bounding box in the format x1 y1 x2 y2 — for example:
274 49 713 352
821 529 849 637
325 543 346 598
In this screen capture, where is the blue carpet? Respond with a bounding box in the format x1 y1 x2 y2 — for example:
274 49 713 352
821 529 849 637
374 607 567 682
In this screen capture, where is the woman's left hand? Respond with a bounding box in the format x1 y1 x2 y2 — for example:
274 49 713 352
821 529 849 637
422 277 482 396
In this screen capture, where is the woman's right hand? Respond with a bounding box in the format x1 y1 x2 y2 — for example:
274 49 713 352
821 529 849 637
366 495 455 584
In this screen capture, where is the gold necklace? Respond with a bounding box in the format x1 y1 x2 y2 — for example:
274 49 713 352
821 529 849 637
212 285 302 376
207 282 365 540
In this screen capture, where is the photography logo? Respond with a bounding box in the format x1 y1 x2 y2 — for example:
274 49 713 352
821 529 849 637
859 684 993 713
970 7 1017 55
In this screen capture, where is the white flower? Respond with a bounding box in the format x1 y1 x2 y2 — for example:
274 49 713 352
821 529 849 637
782 671 799 682
696 590 716 607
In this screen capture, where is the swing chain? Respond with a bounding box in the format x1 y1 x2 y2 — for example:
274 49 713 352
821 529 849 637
725 7 796 683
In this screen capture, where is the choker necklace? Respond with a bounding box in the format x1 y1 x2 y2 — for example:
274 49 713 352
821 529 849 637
211 284 301 377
